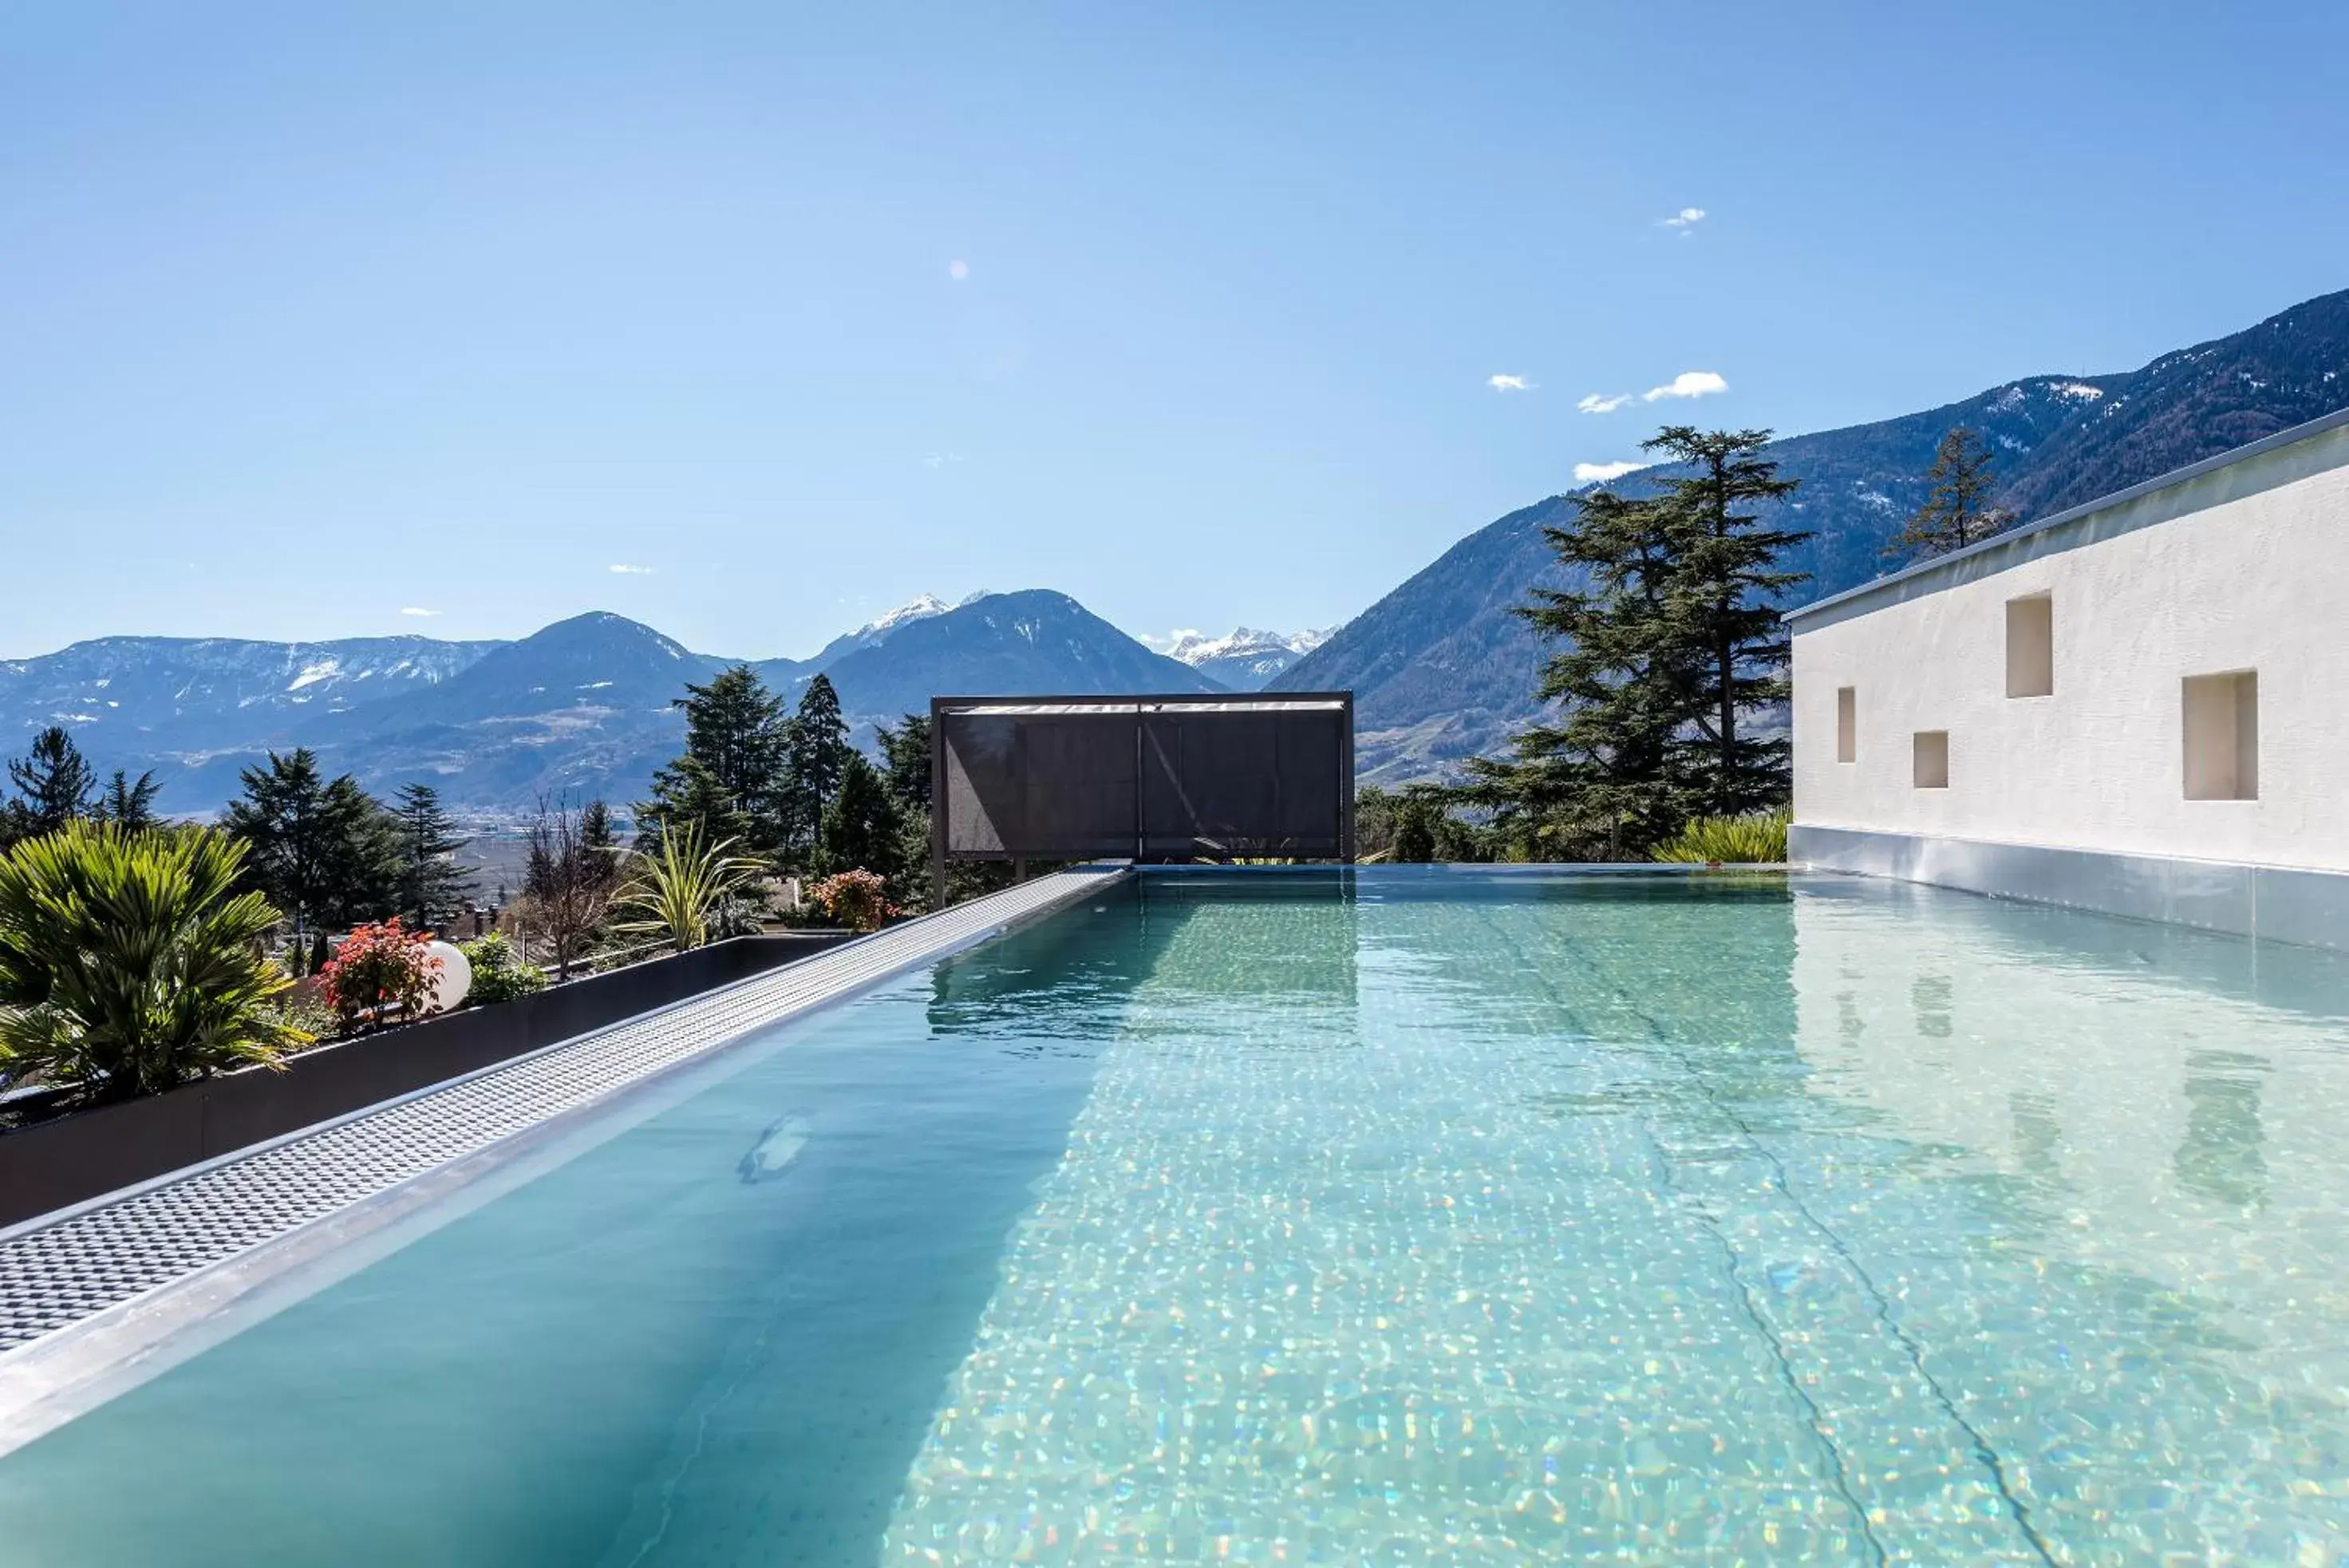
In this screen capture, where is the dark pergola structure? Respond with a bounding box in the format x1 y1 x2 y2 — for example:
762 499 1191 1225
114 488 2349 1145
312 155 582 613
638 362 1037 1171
929 692 1355 900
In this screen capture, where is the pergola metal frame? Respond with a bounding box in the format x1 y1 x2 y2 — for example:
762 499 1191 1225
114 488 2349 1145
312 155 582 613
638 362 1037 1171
929 691 1356 902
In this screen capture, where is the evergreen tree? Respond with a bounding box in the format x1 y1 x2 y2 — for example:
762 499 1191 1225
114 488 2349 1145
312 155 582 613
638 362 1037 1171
1466 426 1808 855
1885 425 2008 563
875 713 933 812
1462 484 1701 858
3 725 97 843
1649 426 1810 815
639 666 788 857
579 798 621 886
1390 796 1438 863
95 769 162 831
780 675 852 860
640 757 752 852
222 749 401 930
392 782 476 927
815 752 905 879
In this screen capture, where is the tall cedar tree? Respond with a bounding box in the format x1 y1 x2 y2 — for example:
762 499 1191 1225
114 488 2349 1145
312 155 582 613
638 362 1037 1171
3 725 97 845
222 748 401 930
392 782 476 926
640 665 788 858
1651 426 1810 815
1462 484 1701 858
96 769 162 831
816 752 905 879
783 675 852 860
1885 425 2008 563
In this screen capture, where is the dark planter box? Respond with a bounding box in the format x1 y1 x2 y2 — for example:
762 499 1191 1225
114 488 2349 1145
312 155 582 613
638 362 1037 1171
0 932 851 1232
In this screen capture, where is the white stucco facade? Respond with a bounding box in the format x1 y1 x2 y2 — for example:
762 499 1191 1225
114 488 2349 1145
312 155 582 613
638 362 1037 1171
1791 412 2349 878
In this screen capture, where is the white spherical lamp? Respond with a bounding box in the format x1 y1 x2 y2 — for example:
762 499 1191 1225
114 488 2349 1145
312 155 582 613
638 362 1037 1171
422 939 472 1014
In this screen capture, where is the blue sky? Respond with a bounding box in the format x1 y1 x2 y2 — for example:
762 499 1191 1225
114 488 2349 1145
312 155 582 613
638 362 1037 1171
6 2 2346 660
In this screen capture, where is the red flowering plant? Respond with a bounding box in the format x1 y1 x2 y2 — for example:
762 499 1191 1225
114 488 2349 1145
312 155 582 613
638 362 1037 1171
807 869 895 934
318 918 443 1030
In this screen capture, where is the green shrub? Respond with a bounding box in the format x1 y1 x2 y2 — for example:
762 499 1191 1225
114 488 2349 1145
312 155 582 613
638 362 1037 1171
459 932 548 1005
266 992 341 1049
0 821 310 1100
1650 809 1790 865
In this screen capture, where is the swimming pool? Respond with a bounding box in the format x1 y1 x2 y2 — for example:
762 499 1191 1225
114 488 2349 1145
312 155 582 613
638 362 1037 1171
5 867 2349 1562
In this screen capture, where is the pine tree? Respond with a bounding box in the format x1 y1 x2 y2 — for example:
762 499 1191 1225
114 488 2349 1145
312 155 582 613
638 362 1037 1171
780 675 852 861
640 666 787 858
392 782 476 927
816 752 905 880
1885 425 2008 563
3 726 98 844
222 749 401 930
1462 485 1701 858
875 713 933 812
96 769 162 831
1648 426 1810 815
579 799 620 887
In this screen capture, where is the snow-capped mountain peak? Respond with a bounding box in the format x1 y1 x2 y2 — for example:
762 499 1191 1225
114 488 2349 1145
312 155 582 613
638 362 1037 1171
854 594 953 640
1162 626 1328 664
1152 626 1332 690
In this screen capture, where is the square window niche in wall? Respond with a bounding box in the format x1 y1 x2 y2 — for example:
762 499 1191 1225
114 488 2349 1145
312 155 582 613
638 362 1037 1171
1836 686 1856 763
2007 594 2053 697
2182 671 2259 800
1913 730 1950 789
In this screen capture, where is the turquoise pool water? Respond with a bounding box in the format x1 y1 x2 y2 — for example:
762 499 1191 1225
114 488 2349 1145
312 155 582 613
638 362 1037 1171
7 869 2349 1562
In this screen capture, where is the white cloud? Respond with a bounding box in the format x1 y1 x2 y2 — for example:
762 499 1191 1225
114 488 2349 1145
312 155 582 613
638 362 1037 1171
1660 207 1706 231
1486 373 1535 392
921 451 965 468
1137 628 1201 654
399 606 440 618
1574 460 1645 484
608 563 656 575
1577 392 1632 414
1644 370 1728 402
947 259 969 281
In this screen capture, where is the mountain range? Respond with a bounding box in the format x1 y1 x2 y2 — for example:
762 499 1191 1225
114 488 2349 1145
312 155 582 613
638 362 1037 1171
10 286 2347 811
1273 286 2349 780
1 592 1222 817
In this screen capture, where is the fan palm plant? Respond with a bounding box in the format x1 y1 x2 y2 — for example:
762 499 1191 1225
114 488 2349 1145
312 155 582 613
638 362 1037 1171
609 822 764 955
0 820 310 1102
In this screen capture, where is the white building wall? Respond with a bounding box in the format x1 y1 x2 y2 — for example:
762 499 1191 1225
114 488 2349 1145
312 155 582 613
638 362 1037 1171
1792 420 2349 874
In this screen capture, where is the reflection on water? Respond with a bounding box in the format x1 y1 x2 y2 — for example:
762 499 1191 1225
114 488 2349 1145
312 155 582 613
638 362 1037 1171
2177 1052 2271 1211
1790 879 2349 1560
882 873 2349 1563
6 871 2349 1564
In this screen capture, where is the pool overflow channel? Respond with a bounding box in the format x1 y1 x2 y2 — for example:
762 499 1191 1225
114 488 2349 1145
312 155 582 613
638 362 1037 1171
0 864 1131 1443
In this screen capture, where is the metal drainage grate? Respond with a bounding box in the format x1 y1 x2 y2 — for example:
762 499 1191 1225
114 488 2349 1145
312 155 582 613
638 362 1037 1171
0 866 1126 1356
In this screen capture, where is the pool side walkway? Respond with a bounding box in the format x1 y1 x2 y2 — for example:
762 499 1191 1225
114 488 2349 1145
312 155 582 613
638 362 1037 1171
0 866 1127 1374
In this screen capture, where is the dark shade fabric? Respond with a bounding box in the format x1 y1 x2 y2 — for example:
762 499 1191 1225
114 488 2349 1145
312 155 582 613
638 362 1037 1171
936 697 1352 864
